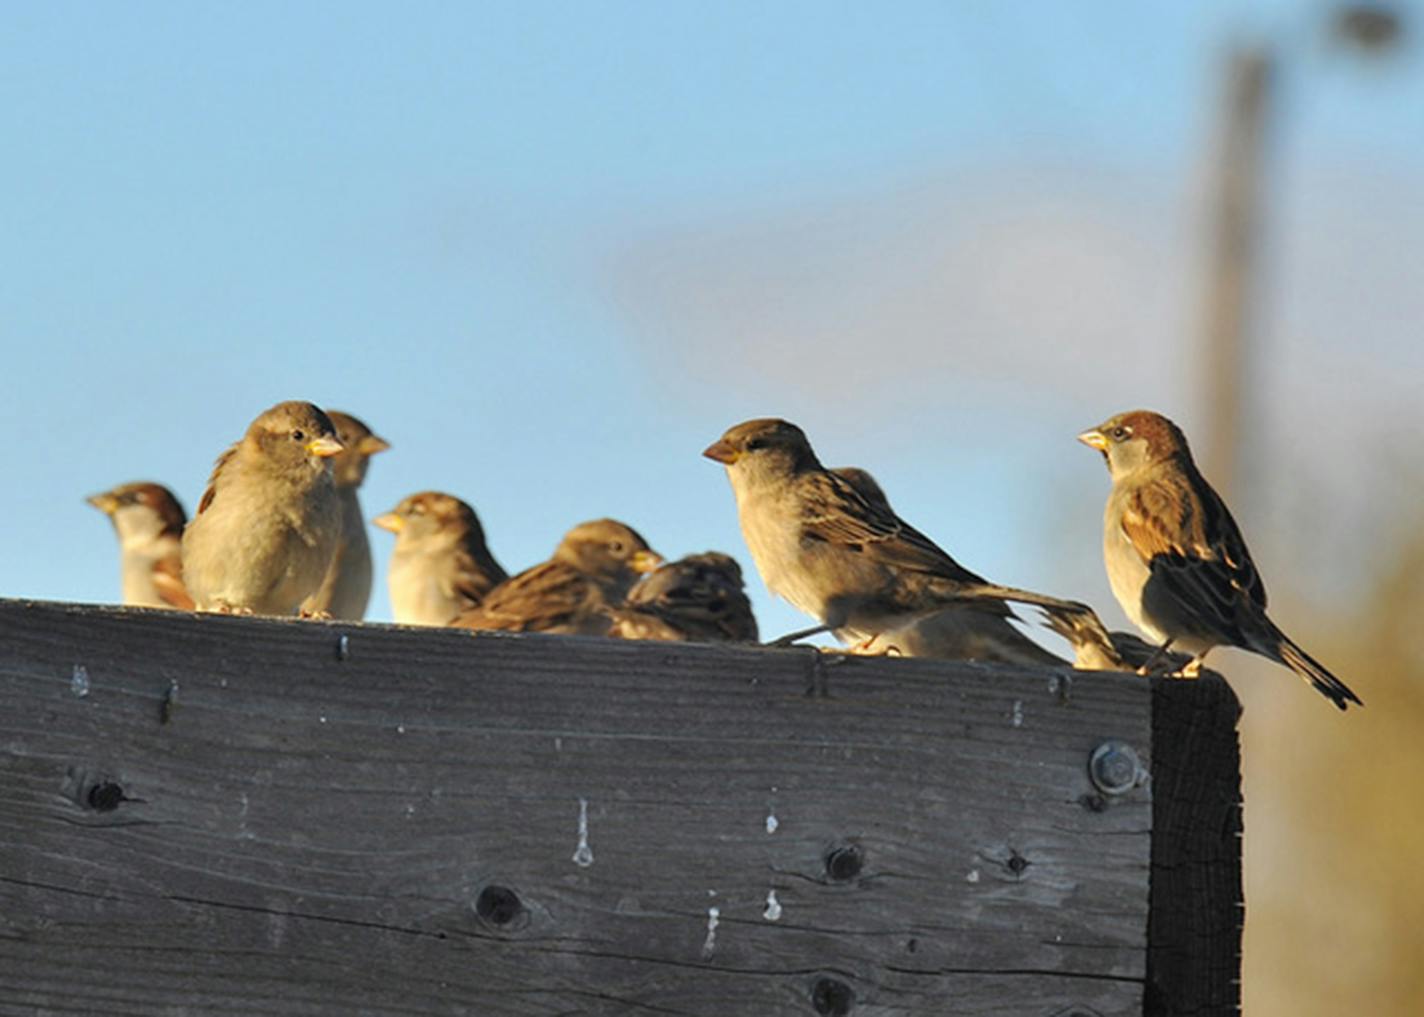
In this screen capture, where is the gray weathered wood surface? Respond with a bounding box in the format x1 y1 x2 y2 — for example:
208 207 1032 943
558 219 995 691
0 599 1239 1016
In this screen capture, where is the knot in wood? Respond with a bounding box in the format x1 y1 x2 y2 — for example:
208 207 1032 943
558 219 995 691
86 782 124 812
810 976 854 1015
475 885 523 926
824 843 864 882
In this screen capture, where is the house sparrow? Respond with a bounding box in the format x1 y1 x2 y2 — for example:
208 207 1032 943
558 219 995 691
827 464 1068 665
87 481 193 609
181 401 345 616
451 518 661 635
1078 409 1362 709
300 410 390 620
704 419 1100 661
608 551 759 643
374 491 508 625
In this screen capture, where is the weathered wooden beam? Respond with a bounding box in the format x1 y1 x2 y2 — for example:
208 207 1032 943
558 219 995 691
0 599 1240 1016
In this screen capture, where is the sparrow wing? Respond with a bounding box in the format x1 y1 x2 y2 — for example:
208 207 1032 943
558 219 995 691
449 536 509 610
454 560 597 633
1120 469 1267 641
196 444 239 515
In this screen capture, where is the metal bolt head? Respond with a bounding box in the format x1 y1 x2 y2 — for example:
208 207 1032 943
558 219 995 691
1088 740 1144 796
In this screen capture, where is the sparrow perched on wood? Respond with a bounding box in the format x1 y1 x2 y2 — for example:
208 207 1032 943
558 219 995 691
87 482 193 609
374 491 508 625
825 464 1067 664
300 410 390 620
608 551 759 643
1079 409 1362 709
181 401 345 616
452 518 661 635
704 418 1099 660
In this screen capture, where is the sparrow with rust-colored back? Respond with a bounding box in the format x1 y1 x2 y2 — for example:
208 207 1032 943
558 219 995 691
1079 409 1361 709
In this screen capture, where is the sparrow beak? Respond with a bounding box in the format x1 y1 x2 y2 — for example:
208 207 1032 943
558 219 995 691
1077 429 1109 451
358 435 391 456
86 492 118 514
307 436 345 458
372 511 403 533
702 439 738 464
630 550 663 574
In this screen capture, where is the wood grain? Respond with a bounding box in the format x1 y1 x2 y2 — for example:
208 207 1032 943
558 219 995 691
0 599 1234 1015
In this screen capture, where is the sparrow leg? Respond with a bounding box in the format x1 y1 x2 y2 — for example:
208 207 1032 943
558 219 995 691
299 608 334 621
1175 655 1206 679
765 624 832 647
1135 637 1176 676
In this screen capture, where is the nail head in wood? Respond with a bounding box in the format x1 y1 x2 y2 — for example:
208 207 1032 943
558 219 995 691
1088 739 1144 796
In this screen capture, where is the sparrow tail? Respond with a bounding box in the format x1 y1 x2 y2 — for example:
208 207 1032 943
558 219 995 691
1268 627 1363 711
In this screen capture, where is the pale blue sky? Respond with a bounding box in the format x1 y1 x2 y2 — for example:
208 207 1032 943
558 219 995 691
4 2 1420 638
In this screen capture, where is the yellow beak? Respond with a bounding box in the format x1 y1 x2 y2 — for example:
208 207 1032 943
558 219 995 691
702 439 738 464
372 512 403 533
630 550 663 574
86 492 118 514
358 435 391 456
307 436 345 458
1077 429 1109 451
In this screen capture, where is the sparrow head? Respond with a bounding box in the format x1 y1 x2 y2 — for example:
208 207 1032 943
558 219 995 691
831 466 891 512
87 482 187 543
1078 410 1191 480
375 491 482 547
553 518 662 580
324 410 390 490
703 418 821 480
243 401 345 477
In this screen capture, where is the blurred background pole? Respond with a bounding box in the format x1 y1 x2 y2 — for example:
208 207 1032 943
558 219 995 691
1199 46 1272 503
1198 5 1403 502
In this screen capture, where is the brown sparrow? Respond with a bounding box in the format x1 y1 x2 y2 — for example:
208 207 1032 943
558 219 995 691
374 491 508 625
87 481 193 609
1079 409 1361 709
181 401 345 616
452 518 661 635
609 551 759 643
704 418 1099 660
300 410 390 620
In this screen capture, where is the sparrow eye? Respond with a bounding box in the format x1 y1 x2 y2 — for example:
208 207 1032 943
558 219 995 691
610 540 626 554
1111 426 1130 441
745 438 766 451
291 429 306 442
411 502 426 514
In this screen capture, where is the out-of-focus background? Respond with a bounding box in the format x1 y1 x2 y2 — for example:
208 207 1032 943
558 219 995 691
3 3 1421 1011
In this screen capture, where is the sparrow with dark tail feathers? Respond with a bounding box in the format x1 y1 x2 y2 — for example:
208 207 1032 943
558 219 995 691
87 482 193 609
1079 409 1361 710
704 418 1102 660
609 551 759 643
451 518 661 635
300 410 389 620
181 401 345 616
375 491 509 625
